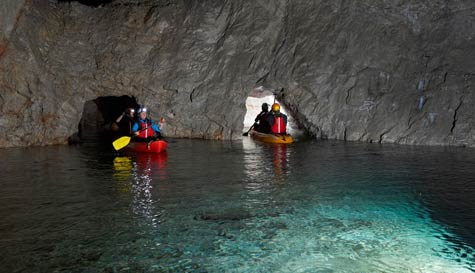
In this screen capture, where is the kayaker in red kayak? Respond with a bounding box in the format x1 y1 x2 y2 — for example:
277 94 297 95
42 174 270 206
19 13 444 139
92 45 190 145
132 107 163 142
266 103 288 134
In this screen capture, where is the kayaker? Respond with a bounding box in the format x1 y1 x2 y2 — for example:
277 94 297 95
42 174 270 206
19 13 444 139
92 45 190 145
132 107 163 142
254 103 271 133
266 103 288 134
114 107 136 136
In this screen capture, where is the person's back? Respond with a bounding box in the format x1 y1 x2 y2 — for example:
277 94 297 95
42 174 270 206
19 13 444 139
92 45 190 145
267 103 287 134
254 103 271 133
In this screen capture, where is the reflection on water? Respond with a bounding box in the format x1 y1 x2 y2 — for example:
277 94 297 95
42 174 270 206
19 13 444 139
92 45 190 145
271 144 288 181
239 139 475 272
113 153 168 228
113 157 133 193
242 141 289 179
242 140 290 208
1 139 475 272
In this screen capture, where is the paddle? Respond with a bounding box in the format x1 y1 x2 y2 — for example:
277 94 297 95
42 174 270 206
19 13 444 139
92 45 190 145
112 136 132 151
242 124 255 136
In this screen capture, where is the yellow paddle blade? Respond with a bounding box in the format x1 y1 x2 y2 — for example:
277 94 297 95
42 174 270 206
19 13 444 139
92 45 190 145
112 136 131 150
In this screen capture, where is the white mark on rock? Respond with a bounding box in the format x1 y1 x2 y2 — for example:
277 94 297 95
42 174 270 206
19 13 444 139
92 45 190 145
417 96 425 110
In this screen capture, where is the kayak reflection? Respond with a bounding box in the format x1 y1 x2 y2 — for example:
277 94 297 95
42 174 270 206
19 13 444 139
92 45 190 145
272 144 288 181
134 151 168 178
242 138 290 184
113 152 168 180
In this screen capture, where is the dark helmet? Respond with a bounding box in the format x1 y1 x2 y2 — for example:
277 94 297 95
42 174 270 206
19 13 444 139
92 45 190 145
261 103 269 112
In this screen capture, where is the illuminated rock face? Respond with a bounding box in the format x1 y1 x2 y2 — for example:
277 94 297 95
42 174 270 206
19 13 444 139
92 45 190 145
1 0 475 147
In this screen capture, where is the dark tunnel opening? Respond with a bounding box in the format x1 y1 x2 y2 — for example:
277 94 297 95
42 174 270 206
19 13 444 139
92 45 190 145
74 95 139 143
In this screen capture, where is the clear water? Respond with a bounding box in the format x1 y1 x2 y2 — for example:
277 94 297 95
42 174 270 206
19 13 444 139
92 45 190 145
1 139 474 273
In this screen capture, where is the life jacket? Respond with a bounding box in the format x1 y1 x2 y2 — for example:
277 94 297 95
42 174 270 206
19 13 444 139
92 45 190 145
137 119 155 138
271 115 286 134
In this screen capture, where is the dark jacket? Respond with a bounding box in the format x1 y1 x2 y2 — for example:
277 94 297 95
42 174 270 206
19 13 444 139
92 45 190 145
254 111 271 133
115 114 136 136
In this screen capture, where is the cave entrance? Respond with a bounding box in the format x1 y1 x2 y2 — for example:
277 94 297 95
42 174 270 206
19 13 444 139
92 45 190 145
77 95 139 142
243 87 302 136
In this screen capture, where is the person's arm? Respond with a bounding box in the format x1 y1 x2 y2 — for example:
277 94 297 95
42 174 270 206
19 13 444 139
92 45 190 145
158 118 166 130
255 112 261 123
132 122 140 135
116 113 124 123
151 121 161 133
283 114 288 124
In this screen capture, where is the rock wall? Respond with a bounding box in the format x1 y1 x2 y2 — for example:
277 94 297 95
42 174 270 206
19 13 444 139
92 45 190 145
1 0 475 147
0 0 26 43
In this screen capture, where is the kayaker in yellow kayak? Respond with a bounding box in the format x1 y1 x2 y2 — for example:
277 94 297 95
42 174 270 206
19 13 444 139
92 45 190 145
266 103 288 134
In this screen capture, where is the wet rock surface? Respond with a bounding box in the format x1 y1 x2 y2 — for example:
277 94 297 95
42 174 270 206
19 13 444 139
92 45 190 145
1 0 475 147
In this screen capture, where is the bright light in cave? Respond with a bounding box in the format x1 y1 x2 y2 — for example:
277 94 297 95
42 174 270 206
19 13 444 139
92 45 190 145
243 87 302 136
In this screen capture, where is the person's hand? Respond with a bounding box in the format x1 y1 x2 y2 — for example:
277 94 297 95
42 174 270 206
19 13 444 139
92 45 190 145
159 118 166 129
134 131 139 136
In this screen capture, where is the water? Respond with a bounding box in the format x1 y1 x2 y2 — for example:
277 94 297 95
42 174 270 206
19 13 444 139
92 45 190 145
1 139 474 272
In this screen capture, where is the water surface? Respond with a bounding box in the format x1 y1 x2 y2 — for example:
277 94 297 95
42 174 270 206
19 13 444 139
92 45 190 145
1 139 474 272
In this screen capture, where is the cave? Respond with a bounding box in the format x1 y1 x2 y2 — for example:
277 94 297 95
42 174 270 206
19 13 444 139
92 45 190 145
3 1 475 271
76 95 138 143
1 1 475 148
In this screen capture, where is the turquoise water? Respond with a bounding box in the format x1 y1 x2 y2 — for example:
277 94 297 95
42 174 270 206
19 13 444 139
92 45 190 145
1 139 474 272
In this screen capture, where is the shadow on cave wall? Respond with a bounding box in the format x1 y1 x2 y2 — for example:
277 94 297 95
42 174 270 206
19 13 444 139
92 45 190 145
71 95 139 143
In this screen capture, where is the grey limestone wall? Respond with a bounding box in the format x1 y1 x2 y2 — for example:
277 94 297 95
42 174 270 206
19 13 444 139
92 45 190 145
1 0 475 147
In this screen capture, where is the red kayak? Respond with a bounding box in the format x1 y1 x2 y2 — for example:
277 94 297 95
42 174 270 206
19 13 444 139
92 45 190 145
124 140 168 153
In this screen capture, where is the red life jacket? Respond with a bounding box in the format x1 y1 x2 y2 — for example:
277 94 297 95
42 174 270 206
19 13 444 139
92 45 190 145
138 120 155 138
271 116 286 134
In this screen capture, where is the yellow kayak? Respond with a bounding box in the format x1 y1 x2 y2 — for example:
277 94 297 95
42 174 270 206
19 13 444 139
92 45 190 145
249 129 293 144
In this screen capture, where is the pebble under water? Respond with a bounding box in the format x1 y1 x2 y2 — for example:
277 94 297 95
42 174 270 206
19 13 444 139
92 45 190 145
1 138 474 272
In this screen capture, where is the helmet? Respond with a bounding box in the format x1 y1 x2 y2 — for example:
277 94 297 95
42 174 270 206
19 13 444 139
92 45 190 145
126 108 135 114
261 103 269 111
137 107 147 114
271 103 280 112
